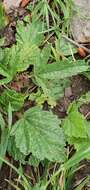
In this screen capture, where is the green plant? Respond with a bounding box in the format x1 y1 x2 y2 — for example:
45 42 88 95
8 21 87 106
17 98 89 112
0 3 6 28
27 0 72 31
0 3 90 190
0 143 90 190
0 20 89 106
62 100 90 154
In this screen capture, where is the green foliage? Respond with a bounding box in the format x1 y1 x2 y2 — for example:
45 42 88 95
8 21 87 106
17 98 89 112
0 112 5 130
28 0 60 29
0 2 90 190
62 102 90 156
0 88 25 111
28 0 72 31
0 3 6 28
35 59 89 80
63 103 87 138
0 105 12 167
77 91 90 106
0 20 44 84
55 36 77 56
11 106 66 162
64 143 90 170
15 21 44 72
32 181 46 190
28 155 40 167
7 137 25 162
34 58 89 104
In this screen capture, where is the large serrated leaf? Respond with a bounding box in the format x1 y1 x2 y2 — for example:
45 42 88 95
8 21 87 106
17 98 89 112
11 107 66 162
0 21 44 84
16 21 44 46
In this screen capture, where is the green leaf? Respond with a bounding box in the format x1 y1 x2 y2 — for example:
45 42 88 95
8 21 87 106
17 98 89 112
85 122 90 138
16 21 44 47
36 60 89 80
67 119 90 152
55 37 77 56
0 88 25 111
63 103 87 138
41 78 70 100
7 137 25 163
0 128 10 168
84 71 90 80
34 46 69 104
0 21 44 84
28 155 40 167
64 143 90 170
35 57 88 105
8 103 12 129
0 3 6 28
15 20 44 72
68 137 90 154
0 47 18 84
0 113 5 130
78 91 90 106
11 107 66 162
62 102 90 159
35 77 70 105
32 181 46 190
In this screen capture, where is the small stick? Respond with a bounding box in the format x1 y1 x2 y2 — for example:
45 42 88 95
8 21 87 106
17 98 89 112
62 34 90 53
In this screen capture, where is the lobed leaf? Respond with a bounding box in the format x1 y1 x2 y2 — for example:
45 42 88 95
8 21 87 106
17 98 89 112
0 20 44 84
11 106 66 162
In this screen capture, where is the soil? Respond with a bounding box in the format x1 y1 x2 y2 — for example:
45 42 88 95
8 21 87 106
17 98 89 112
72 160 90 190
53 75 90 119
0 162 18 190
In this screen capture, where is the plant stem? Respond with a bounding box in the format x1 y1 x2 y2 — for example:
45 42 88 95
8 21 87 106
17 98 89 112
62 34 90 53
45 165 64 189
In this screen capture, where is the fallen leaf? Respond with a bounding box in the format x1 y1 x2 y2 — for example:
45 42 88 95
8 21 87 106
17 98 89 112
78 48 86 58
20 0 30 8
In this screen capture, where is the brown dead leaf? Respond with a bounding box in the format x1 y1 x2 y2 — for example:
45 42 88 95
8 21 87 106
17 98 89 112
20 0 30 8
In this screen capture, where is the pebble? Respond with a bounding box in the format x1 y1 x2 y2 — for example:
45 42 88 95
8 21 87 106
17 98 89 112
3 0 22 13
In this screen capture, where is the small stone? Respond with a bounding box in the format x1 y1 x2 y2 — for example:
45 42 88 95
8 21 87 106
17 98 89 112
3 0 22 13
70 0 90 43
64 87 72 98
